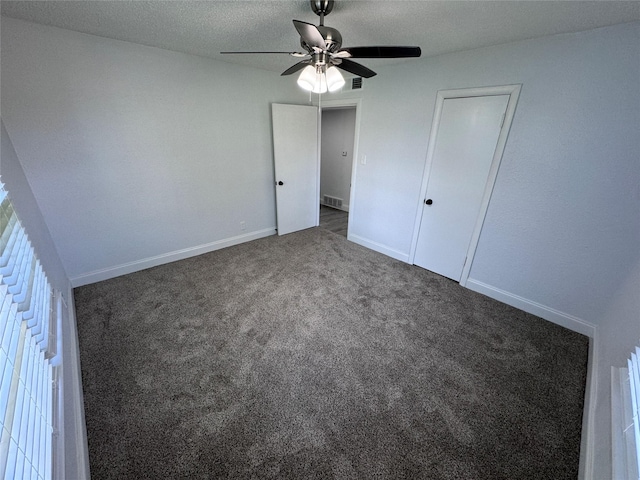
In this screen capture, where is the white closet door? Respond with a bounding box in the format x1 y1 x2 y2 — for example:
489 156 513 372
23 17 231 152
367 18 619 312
414 95 509 281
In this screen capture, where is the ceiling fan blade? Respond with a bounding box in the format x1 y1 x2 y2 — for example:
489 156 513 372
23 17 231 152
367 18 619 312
335 59 376 78
293 20 326 50
281 60 312 76
220 51 307 56
331 50 352 59
337 46 422 58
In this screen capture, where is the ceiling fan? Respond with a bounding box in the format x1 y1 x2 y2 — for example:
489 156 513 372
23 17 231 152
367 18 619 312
221 0 421 93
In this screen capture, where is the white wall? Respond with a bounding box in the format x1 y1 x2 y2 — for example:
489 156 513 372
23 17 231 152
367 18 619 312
0 17 306 285
1 119 90 479
320 108 355 211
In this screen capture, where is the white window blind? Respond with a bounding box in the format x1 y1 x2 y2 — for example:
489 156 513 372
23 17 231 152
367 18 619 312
0 181 57 480
612 342 640 480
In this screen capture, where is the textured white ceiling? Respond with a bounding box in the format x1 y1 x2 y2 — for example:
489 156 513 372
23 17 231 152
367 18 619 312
2 1 640 75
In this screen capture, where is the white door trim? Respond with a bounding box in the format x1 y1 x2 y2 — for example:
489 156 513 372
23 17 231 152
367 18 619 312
409 84 522 286
316 98 363 240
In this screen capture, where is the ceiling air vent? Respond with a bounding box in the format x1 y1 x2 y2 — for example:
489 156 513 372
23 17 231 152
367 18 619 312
352 77 363 90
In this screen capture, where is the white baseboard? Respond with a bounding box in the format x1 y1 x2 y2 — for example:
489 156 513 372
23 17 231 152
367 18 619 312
71 228 276 287
320 200 349 212
465 278 596 338
579 331 598 480
347 233 410 263
61 286 90 479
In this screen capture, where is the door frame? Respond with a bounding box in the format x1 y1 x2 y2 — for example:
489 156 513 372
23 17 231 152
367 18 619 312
408 84 522 286
316 98 362 240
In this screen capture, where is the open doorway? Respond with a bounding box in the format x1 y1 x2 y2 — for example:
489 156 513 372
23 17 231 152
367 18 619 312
319 106 356 237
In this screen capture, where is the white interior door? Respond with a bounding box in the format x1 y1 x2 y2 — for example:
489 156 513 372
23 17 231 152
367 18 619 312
414 94 510 281
272 103 319 236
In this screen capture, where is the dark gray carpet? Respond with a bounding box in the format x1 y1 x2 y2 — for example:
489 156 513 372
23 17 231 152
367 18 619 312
74 228 588 479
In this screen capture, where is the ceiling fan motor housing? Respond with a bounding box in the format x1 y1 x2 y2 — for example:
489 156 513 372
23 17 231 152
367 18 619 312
311 0 334 17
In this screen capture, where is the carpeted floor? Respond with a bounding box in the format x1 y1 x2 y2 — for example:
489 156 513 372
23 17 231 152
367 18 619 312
74 227 589 479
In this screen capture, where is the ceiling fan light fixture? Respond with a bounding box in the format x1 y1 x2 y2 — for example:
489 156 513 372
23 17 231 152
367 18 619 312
326 66 345 92
297 65 328 93
296 65 316 91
